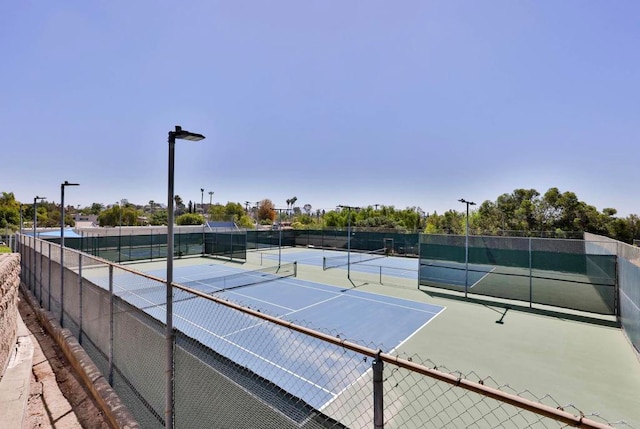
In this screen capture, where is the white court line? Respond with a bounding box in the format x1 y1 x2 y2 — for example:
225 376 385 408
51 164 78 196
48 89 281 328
470 266 497 289
110 281 337 397
223 294 344 337
219 288 295 311
176 312 337 396
279 294 344 318
321 305 447 412
181 278 297 312
337 292 441 314
244 275 443 315
387 306 446 354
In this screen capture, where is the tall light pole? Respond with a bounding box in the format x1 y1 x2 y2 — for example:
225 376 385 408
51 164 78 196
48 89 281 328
32 196 46 298
201 188 205 255
338 205 360 280
208 191 214 223
458 198 476 298
167 125 205 429
272 208 287 266
60 181 79 326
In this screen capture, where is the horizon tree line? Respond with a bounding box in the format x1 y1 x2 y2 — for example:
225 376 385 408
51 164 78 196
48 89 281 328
1 187 639 244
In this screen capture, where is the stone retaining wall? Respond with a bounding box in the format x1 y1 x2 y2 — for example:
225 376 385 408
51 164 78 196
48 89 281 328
0 254 20 377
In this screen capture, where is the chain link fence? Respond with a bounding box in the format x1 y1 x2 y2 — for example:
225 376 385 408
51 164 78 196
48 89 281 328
16 233 634 428
585 233 640 355
419 234 617 315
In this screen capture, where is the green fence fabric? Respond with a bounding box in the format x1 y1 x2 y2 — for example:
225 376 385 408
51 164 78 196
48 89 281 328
57 231 247 263
419 234 617 315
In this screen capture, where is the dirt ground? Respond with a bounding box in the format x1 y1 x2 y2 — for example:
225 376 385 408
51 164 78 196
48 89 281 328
18 295 112 429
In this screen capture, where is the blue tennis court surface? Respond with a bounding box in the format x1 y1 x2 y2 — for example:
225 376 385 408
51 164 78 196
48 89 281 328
263 249 420 279
85 260 445 410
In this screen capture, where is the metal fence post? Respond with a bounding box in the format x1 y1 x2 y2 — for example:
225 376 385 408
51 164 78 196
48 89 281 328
32 236 36 294
47 241 51 310
78 253 83 345
108 264 114 385
35 240 40 301
60 243 65 327
373 350 384 428
615 241 620 322
529 237 533 308
417 234 421 290
39 240 44 298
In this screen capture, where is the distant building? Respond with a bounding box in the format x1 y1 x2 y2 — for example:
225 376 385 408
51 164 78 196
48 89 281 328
74 214 99 228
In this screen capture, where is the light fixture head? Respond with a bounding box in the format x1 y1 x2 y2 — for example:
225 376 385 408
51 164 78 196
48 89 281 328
171 125 205 141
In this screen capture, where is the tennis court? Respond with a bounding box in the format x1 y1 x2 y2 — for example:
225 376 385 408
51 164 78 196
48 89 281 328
264 247 616 315
81 257 445 410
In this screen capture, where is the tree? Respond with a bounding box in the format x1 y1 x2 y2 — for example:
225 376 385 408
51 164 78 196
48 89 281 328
225 202 245 221
286 196 297 216
236 214 255 228
149 210 168 226
424 210 464 234
97 205 119 227
176 213 204 225
0 192 20 229
90 203 104 215
174 195 186 215
208 204 226 221
257 199 276 222
303 204 312 215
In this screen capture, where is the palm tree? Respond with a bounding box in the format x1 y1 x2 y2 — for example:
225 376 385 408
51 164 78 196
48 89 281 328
174 195 184 215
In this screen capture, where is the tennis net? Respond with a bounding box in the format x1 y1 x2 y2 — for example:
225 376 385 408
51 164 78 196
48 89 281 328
178 262 297 296
323 248 387 270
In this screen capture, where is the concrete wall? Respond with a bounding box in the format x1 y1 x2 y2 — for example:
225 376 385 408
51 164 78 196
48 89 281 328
0 254 20 377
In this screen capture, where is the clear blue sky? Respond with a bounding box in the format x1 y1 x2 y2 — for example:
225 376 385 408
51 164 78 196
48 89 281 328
2 1 638 216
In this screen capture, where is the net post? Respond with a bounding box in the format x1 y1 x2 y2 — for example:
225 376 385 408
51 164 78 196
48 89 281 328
294 261 297 277
373 350 384 428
